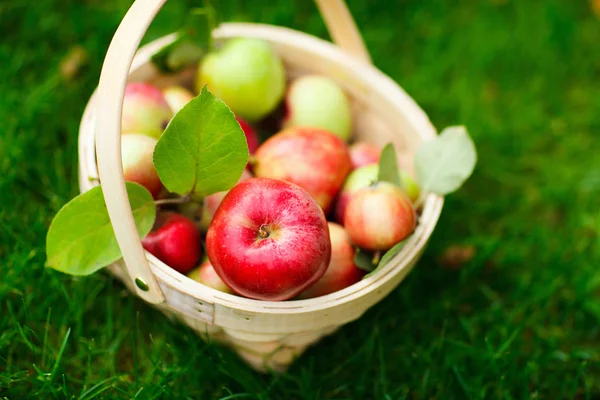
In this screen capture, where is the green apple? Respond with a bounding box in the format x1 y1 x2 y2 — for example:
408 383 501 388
196 38 286 122
283 75 352 141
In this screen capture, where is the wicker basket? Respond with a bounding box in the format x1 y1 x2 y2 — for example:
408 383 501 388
77 0 444 372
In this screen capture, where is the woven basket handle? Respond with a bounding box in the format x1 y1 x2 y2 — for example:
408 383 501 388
95 0 371 304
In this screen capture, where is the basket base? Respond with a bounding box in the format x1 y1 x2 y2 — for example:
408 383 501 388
106 261 339 372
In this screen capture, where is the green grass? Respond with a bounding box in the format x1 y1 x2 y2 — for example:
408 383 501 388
2 0 600 398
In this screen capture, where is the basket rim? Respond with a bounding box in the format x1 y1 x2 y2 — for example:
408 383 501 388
79 22 444 315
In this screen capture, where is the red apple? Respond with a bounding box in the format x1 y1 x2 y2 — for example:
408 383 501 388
349 142 380 169
345 182 416 251
236 116 260 154
121 133 162 198
187 259 234 294
206 177 331 301
121 82 173 139
298 222 365 299
335 164 421 225
253 127 352 213
142 212 202 274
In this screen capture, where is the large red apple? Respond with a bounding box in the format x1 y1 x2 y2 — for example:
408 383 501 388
345 182 416 251
253 127 352 213
206 177 331 301
142 212 202 274
298 222 365 299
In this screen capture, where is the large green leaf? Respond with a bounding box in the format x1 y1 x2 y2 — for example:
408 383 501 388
414 126 477 195
153 86 249 197
378 143 401 187
45 182 156 276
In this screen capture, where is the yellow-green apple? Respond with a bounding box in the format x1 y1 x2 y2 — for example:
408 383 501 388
205 177 331 301
196 38 286 122
349 142 381 169
162 85 195 114
142 212 202 274
120 133 162 199
298 222 365 299
121 82 173 138
253 127 352 213
335 164 420 225
344 182 416 251
283 75 352 141
187 259 234 294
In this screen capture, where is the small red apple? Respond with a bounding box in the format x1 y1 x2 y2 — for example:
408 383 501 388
187 259 234 294
142 212 202 274
344 182 416 251
298 222 365 299
206 177 331 301
349 142 380 169
236 116 260 154
120 133 162 199
253 127 352 213
121 82 173 139
335 164 421 225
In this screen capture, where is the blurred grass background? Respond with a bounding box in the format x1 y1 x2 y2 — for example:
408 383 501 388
1 0 600 398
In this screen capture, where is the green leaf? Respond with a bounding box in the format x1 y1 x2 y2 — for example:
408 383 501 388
415 125 477 195
153 86 249 197
378 143 401 187
354 248 377 272
150 36 204 74
363 238 409 279
45 182 156 276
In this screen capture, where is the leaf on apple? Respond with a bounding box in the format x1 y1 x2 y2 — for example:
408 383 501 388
153 85 249 198
354 248 377 272
378 143 401 187
363 238 409 279
414 125 477 195
45 182 156 276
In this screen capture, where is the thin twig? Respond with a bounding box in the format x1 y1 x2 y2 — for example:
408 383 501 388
154 195 191 206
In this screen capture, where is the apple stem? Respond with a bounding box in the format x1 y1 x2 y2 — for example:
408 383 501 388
372 251 382 265
248 155 258 168
154 195 191 206
258 224 270 239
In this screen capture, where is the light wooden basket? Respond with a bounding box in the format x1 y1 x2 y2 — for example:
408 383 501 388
77 0 444 372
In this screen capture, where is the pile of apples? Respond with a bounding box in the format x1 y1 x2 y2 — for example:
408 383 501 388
119 38 420 301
